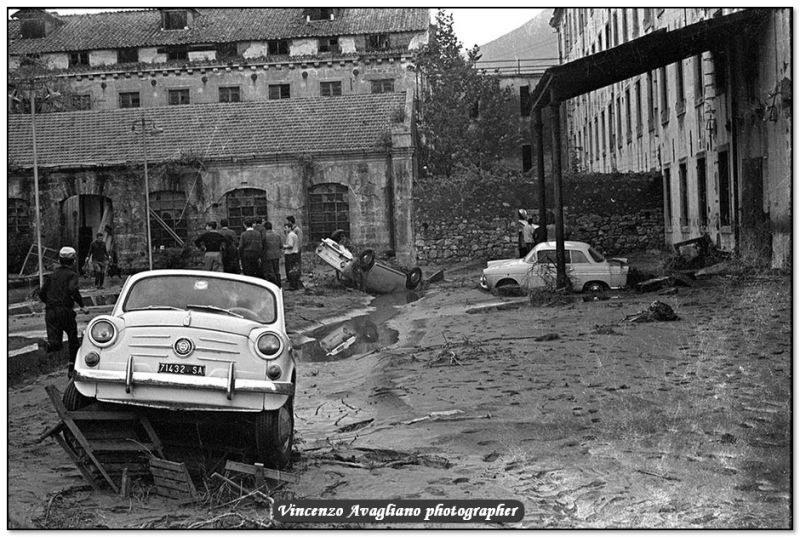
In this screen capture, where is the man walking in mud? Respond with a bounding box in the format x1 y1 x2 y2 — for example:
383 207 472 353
39 246 88 377
87 232 108 289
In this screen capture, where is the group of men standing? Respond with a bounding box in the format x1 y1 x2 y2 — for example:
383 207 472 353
194 216 304 290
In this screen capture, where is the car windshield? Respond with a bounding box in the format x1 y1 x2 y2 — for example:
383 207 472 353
123 275 277 324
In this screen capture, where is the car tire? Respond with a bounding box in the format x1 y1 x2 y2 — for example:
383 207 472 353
254 398 294 469
584 281 609 296
405 267 423 289
62 379 92 411
358 249 376 271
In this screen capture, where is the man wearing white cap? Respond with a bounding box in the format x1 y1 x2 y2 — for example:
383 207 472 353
39 246 88 377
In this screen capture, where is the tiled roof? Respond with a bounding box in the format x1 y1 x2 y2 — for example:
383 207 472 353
8 92 408 169
8 8 429 55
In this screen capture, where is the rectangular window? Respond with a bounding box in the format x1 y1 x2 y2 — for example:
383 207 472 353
163 10 188 30
216 42 238 59
218 86 240 103
268 84 290 100
600 111 606 156
718 150 731 226
118 92 140 108
370 79 395 94
117 48 138 64
659 66 669 123
320 81 342 97
613 13 619 46
622 9 629 42
635 81 643 137
267 39 289 55
168 89 190 105
21 19 46 39
679 161 688 227
520 86 531 117
697 156 708 226
69 51 90 67
632 8 640 37
643 8 653 29
663 167 672 228
625 88 632 142
647 71 655 131
615 99 622 149
308 8 335 21
594 118 599 160
165 46 188 61
318 37 340 54
70 94 92 110
604 24 611 50
694 55 704 102
366 33 390 51
713 51 727 94
675 60 685 115
609 101 616 150
521 145 532 172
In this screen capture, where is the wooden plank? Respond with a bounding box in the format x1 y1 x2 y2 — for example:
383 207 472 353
52 432 103 492
37 421 65 443
91 440 155 452
138 415 164 458
66 410 144 421
119 468 131 498
150 457 197 498
149 457 186 472
224 460 299 483
155 486 191 500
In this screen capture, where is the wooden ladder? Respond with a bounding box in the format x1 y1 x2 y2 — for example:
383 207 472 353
40 384 165 493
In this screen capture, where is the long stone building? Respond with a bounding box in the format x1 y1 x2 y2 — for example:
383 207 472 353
548 8 791 268
7 8 429 271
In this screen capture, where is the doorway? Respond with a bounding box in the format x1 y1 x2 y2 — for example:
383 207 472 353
61 195 113 270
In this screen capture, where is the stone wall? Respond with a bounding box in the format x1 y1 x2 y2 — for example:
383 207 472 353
413 170 665 265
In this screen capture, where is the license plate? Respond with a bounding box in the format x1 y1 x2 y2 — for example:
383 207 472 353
158 363 206 376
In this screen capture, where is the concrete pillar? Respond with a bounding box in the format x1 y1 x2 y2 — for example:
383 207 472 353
549 93 568 289
533 107 548 238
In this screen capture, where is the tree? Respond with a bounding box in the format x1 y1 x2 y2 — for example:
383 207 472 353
415 10 522 177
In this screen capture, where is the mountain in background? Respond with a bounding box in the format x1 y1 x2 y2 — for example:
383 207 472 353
475 8 558 64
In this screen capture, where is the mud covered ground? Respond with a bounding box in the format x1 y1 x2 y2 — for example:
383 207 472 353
6 265 792 529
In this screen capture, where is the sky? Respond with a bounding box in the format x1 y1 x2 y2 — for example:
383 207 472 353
12 6 542 51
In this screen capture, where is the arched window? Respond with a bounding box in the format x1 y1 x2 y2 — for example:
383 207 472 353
150 190 188 248
308 183 350 243
226 188 268 233
8 198 30 234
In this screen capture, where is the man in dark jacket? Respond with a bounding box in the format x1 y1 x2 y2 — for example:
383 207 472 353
194 221 226 272
87 232 108 289
262 221 283 287
39 246 88 377
238 219 265 277
219 219 240 274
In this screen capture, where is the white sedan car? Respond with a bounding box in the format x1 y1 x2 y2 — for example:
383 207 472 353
480 241 629 294
67 270 295 468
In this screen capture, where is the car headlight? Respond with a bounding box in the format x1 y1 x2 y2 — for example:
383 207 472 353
256 332 283 359
89 320 116 347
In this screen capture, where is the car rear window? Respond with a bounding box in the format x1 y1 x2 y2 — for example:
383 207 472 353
588 247 605 262
123 275 277 323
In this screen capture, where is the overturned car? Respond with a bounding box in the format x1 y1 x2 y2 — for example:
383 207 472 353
66 270 295 468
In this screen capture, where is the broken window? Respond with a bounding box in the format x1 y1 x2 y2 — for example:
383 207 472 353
70 94 92 111
370 79 395 94
119 92 140 108
150 190 188 248
117 48 138 64
21 19 46 39
268 84 290 100
308 183 350 243
519 85 531 117
226 188 268 234
696 156 708 226
69 51 90 67
318 37 340 54
718 150 731 226
163 10 188 30
366 33 390 51
168 89 190 105
218 86 240 103
267 39 289 55
8 198 30 234
320 81 342 97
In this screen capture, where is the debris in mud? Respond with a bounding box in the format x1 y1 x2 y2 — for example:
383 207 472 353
592 324 620 335
400 409 464 425
534 333 560 342
529 288 575 307
337 418 374 433
624 301 679 322
316 447 451 470
658 287 679 296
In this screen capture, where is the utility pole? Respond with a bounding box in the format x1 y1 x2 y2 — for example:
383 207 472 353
132 115 162 271
30 86 44 289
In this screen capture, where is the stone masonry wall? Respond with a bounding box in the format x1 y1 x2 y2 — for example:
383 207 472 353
413 170 665 265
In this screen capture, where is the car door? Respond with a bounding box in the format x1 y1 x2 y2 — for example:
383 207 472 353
523 249 556 290
566 249 594 291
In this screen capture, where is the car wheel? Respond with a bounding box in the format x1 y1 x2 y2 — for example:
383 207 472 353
584 281 609 297
405 267 423 289
358 249 375 271
62 379 93 411
254 398 294 469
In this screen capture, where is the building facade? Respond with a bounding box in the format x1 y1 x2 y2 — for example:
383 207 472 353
550 8 791 268
8 8 429 271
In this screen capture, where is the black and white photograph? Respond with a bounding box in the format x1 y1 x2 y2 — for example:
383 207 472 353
5 4 793 529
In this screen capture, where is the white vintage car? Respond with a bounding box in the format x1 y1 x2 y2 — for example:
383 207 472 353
67 270 295 468
480 241 629 294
